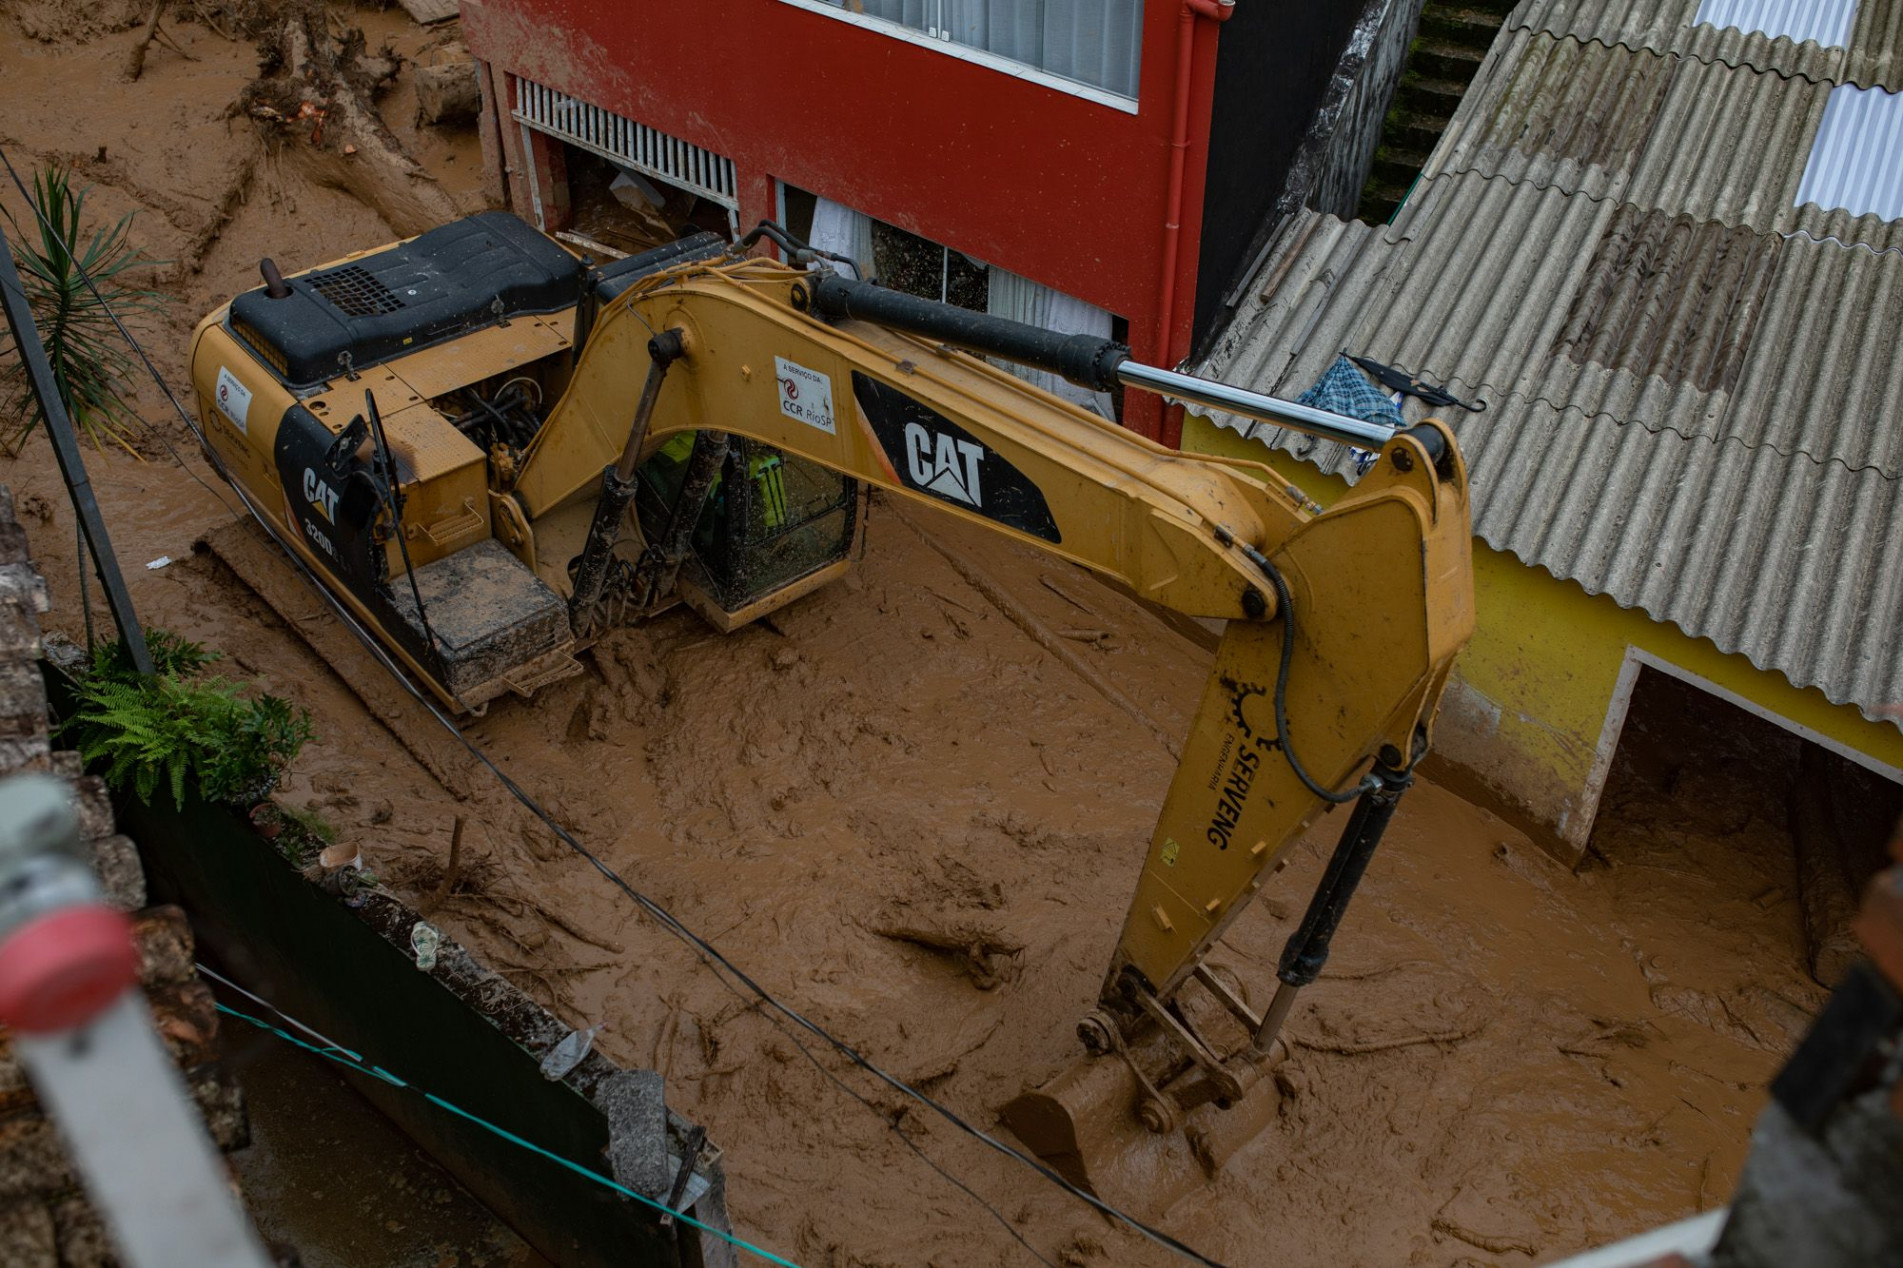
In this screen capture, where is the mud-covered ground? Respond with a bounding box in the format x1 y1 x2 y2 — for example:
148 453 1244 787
0 7 1828 1264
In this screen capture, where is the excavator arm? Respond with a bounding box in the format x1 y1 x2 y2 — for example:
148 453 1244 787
506 254 1475 1081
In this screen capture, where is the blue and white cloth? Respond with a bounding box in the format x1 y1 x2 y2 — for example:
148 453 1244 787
1296 355 1404 476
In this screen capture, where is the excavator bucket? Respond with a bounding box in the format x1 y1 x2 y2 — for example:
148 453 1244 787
1001 1031 1285 1222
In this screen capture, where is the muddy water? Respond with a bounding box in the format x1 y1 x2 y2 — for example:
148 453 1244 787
0 9 1815 1266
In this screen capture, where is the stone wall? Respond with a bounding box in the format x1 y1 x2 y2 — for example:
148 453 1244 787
0 485 255 1267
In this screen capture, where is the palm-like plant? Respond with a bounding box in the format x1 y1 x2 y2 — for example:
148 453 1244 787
0 163 165 455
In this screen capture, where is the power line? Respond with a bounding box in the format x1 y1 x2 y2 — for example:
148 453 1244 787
212 994 802 1267
204 953 1052 1264
0 139 1229 1268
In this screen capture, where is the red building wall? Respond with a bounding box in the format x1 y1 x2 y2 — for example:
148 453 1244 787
460 0 1226 442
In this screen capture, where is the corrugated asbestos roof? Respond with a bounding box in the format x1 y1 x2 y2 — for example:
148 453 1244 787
1511 0 1903 87
1196 1 1903 725
1428 28 1903 249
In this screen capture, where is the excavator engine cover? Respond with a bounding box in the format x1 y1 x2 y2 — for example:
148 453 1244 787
228 212 582 390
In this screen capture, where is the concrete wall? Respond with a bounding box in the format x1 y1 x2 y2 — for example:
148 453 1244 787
1182 413 1903 863
1194 0 1424 357
1306 0 1423 220
1192 3 1374 343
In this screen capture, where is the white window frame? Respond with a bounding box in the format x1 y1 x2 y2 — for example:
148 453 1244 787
773 0 1141 114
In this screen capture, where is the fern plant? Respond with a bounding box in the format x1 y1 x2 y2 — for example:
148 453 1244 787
0 163 166 455
66 631 314 809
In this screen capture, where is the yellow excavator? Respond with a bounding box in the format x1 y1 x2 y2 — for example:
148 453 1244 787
187 212 1473 1215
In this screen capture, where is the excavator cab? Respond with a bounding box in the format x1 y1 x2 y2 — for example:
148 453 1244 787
633 435 861 631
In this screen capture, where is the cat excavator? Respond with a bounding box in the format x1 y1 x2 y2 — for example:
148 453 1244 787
187 212 1474 1217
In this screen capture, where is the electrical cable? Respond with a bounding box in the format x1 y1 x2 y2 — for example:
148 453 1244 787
197 961 349 1053
203 958 1046 1264
2 136 1231 1267
210 997 804 1268
741 989 1059 1268
236 421 1231 1268
74 518 96 649
361 388 448 661
1214 528 1380 806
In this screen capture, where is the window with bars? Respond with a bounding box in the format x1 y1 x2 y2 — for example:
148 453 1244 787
512 78 739 209
809 0 1143 99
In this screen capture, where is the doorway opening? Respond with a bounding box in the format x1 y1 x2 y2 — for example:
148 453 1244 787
1587 666 1901 1055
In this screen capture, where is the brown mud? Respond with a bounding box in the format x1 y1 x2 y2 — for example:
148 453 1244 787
0 8 1826 1264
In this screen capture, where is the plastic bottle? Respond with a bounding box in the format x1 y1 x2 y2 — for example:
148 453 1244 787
539 1023 606 1080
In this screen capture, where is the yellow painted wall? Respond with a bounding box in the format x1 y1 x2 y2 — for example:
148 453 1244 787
1183 413 1903 856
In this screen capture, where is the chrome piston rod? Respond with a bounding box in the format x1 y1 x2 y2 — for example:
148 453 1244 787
1115 360 1399 450
806 272 1402 451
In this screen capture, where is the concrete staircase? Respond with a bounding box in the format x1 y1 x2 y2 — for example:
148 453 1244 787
1357 1 1516 224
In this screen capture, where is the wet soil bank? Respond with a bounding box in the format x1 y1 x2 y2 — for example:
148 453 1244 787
0 7 1826 1264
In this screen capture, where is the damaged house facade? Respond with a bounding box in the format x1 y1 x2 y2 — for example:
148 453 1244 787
458 0 1419 444
1191 0 1903 860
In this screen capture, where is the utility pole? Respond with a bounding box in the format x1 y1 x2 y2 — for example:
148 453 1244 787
0 220 153 673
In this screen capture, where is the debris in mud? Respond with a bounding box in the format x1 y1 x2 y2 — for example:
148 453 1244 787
7 0 148 42
871 918 1025 990
0 17 1856 1250
240 1 457 235
1431 1214 1539 1258
1288 1019 1487 1055
412 41 478 126
123 0 198 83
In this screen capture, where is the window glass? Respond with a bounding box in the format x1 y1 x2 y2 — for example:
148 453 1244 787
819 0 1143 98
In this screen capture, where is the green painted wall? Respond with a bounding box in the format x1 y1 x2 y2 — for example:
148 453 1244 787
1183 413 1903 859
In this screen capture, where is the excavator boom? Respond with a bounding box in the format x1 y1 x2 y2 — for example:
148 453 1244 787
512 255 1472 1013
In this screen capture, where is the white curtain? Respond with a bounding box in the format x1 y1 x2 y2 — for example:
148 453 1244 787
807 195 877 280
850 0 1142 98
988 267 1115 419
1035 0 1142 99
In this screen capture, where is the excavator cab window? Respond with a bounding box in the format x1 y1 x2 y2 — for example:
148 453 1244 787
634 435 858 616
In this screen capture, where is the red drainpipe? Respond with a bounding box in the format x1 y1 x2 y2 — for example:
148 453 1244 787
1154 0 1232 448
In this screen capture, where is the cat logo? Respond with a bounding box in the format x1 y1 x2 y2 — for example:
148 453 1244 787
903 421 984 508
302 467 340 524
854 373 1060 542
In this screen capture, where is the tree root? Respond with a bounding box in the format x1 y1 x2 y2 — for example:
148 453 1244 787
239 1 458 235
175 143 257 277
125 0 197 83
530 899 626 955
